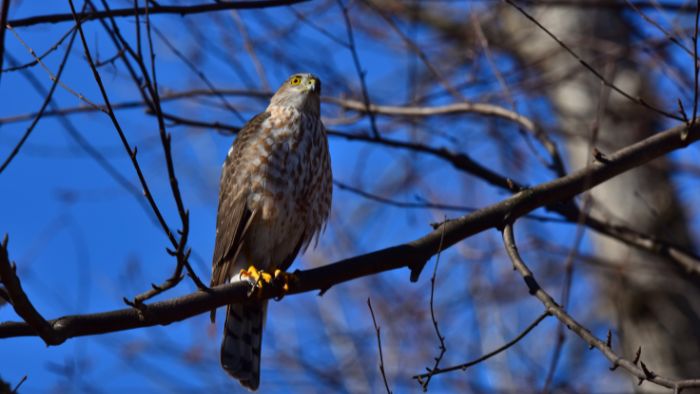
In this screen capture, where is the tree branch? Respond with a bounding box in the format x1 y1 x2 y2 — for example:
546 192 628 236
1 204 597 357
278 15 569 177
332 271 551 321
502 223 700 391
0 22 78 174
11 92 691 277
367 298 392 394
0 120 697 343
8 1 310 28
413 311 549 381
0 0 11 83
0 235 63 345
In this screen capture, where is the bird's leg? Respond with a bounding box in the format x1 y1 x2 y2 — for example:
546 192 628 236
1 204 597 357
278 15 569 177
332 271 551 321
271 269 297 300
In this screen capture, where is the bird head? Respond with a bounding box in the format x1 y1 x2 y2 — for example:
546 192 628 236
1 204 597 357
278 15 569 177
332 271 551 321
268 73 322 116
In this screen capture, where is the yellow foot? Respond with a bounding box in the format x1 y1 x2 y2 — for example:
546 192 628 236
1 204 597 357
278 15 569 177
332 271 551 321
239 265 272 288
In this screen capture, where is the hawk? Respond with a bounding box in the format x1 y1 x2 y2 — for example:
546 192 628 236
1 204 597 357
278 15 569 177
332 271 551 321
211 73 332 391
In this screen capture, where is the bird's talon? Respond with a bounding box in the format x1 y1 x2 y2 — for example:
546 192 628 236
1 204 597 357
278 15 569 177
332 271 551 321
238 265 273 289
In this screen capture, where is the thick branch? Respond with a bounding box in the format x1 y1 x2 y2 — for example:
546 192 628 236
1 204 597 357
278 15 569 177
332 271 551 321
0 120 697 342
0 242 422 340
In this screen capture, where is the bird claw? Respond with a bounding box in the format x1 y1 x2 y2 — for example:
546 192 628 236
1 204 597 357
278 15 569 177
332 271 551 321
238 266 295 299
238 265 273 296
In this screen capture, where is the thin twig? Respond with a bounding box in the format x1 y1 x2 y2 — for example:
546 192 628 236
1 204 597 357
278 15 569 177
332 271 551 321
11 375 27 393
0 0 11 83
337 0 380 139
367 298 392 394
2 92 542 140
1 26 75 73
91 0 207 303
692 0 700 126
3 51 158 226
7 25 103 112
334 180 478 212
231 11 270 91
140 0 190 234
94 47 125 68
151 24 245 122
624 0 693 57
413 311 549 380
67 0 190 298
0 23 78 174
364 0 465 101
504 0 683 121
334 180 568 222
417 218 447 391
88 0 209 297
543 64 612 393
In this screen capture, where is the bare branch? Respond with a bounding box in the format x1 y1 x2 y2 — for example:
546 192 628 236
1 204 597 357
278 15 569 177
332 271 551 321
502 223 700 392
504 0 683 121
337 0 380 139
9 1 311 28
11 375 27 393
417 219 447 392
0 0 10 82
413 311 549 381
692 0 700 126
0 24 78 174
7 25 103 112
0 235 63 345
0 111 698 373
67 0 172 241
1 26 75 73
151 25 245 122
367 298 392 394
67 0 207 304
153 109 700 278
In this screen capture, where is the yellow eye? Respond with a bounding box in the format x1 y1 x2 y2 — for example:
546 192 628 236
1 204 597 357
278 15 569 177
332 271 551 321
290 76 302 86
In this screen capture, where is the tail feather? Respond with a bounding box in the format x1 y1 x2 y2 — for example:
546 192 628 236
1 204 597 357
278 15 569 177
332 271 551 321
221 301 266 391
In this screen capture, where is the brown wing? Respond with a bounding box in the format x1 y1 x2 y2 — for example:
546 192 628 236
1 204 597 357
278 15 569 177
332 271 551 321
211 112 270 288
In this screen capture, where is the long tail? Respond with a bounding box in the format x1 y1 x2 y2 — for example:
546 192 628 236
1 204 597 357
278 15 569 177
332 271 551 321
221 301 266 391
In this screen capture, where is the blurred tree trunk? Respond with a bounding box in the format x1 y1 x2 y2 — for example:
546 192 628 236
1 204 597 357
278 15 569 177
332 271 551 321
490 5 700 390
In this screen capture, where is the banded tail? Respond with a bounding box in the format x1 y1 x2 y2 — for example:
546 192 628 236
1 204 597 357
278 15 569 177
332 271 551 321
221 301 267 391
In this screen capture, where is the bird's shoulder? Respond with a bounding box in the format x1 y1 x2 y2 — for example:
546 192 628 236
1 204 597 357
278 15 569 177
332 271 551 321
233 112 272 147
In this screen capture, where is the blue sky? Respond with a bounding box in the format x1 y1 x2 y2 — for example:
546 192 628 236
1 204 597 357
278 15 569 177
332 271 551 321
1 1 699 393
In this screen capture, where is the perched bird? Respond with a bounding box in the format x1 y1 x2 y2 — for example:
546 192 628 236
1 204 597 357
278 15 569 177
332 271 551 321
210 73 332 391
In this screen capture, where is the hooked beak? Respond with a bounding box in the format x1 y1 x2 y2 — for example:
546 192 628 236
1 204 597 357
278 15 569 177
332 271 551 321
306 77 318 93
